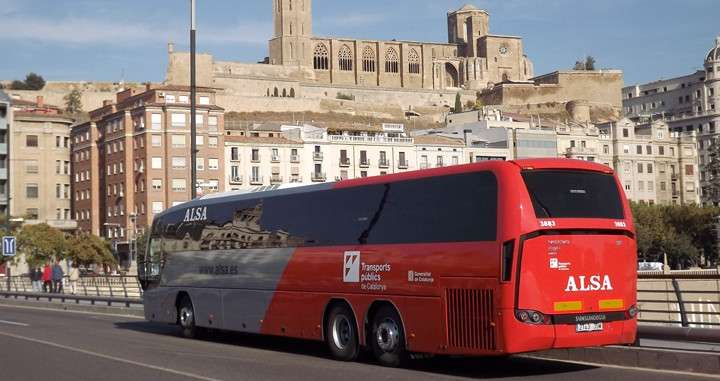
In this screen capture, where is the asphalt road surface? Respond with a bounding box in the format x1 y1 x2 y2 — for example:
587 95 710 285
0 304 716 381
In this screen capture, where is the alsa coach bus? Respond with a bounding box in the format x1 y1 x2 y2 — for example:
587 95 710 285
138 158 638 367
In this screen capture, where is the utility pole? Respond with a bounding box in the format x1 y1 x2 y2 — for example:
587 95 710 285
190 0 197 199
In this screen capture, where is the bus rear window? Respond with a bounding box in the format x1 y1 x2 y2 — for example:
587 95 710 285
521 170 624 219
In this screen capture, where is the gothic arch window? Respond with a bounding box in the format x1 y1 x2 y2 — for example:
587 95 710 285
408 49 420 74
338 45 353 71
385 47 399 74
314 44 329 70
362 46 376 72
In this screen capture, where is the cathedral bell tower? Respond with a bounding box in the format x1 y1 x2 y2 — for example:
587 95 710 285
269 0 312 68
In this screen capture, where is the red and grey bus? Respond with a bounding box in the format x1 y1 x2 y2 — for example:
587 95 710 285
138 158 637 366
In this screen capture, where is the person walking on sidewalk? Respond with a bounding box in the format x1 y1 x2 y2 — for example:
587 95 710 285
51 260 64 294
68 263 80 295
29 264 43 293
42 263 52 293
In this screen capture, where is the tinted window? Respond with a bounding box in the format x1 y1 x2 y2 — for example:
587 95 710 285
521 170 624 219
263 171 498 245
160 171 498 249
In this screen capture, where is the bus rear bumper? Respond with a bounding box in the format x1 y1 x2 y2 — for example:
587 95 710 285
499 312 637 354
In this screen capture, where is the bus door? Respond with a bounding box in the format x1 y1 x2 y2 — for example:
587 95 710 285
138 237 163 291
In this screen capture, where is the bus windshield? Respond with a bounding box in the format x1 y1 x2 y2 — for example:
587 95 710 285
521 170 625 219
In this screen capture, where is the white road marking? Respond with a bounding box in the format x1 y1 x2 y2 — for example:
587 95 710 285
0 331 222 381
0 319 30 326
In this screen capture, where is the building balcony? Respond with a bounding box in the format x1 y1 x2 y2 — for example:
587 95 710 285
270 175 283 184
565 147 597 156
271 155 280 163
398 160 409 169
290 155 300 163
378 159 389 168
339 157 350 167
359 160 370 168
311 172 326 182
250 155 261 163
229 175 243 184
313 152 324 161
250 176 263 185
329 135 413 144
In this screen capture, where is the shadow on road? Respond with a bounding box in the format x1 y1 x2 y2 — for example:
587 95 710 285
114 320 597 378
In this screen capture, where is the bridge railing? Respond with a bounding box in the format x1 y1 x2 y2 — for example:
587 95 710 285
637 272 720 329
2 275 143 299
3 272 720 341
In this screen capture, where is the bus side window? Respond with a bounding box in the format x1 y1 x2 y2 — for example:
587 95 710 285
148 238 163 277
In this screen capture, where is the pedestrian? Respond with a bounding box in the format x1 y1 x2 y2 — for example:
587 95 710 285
51 260 64 294
29 264 43 293
68 262 80 295
42 263 52 293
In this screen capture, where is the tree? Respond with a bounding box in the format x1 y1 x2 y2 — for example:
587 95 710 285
454 93 462 113
66 232 116 269
24 73 46 90
631 201 720 269
63 89 83 114
17 223 68 266
573 56 596 70
10 73 46 90
0 216 26 266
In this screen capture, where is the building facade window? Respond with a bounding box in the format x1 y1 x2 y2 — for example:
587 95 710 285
313 44 329 70
385 47 399 73
408 49 420 74
338 45 353 71
362 46 375 72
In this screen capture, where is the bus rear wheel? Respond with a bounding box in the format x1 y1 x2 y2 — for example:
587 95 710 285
178 295 198 339
371 305 407 367
325 303 359 361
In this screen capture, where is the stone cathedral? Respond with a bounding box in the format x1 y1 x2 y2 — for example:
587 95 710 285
267 1 534 91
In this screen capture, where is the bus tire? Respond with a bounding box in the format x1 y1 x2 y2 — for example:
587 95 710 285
178 295 198 339
371 305 407 367
325 303 359 361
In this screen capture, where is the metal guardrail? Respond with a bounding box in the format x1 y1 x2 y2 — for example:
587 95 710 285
2 273 719 345
0 290 142 308
637 273 720 329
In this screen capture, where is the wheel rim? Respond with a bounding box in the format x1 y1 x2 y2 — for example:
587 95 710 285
180 305 194 328
331 315 352 350
376 319 399 352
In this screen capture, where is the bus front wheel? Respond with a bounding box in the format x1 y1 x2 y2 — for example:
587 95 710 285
325 303 359 361
371 305 407 367
178 295 198 339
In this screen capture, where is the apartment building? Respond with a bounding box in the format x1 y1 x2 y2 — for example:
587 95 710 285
224 122 417 189
12 96 75 229
71 85 225 269
622 36 720 204
0 90 9 217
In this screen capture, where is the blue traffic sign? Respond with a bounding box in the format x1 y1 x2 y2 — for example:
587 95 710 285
2 236 16 256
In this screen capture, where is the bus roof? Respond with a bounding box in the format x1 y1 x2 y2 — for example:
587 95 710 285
157 158 613 219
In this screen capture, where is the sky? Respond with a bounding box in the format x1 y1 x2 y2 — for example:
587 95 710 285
0 0 718 87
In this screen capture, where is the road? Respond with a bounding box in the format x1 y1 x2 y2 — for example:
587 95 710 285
0 304 716 381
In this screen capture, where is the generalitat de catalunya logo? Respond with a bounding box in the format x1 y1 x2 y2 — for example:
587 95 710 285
343 251 360 282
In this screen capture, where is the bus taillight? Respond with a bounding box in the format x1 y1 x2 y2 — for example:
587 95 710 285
516 310 551 325
625 305 639 319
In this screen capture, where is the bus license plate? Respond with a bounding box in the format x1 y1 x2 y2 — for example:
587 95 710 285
576 322 603 332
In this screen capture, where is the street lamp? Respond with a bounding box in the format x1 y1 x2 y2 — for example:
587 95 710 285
103 222 124 270
129 213 137 270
